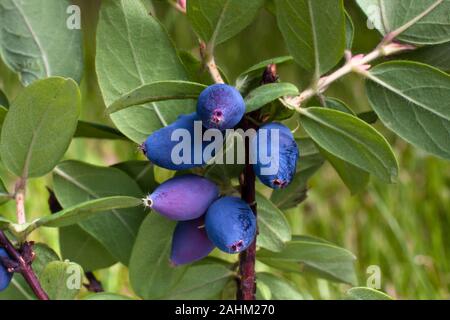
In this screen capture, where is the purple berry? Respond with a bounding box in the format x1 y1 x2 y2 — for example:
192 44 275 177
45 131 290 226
205 196 256 254
197 84 245 130
252 122 299 189
142 113 218 170
170 217 215 266
0 248 12 291
143 174 219 221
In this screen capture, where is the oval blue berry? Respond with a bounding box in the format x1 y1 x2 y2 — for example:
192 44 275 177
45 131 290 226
170 217 215 266
197 84 245 130
205 196 256 254
0 248 12 292
144 174 219 221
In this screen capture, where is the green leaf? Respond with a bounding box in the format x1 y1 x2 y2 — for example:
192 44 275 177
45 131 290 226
320 147 370 194
129 214 187 299
366 61 450 160
256 272 304 300
345 11 354 50
160 264 233 299
59 225 117 272
324 97 355 115
258 235 357 285
356 0 450 45
245 83 299 113
400 41 450 72
256 193 291 252
108 81 207 114
32 243 61 277
83 293 133 300
0 89 8 107
113 160 158 194
0 216 13 229
346 287 393 300
40 261 83 300
276 0 346 75
270 138 324 209
300 107 398 183
96 0 194 143
187 0 265 48
321 99 370 193
0 105 7 136
74 121 127 140
53 160 145 265
0 0 83 85
0 178 11 205
236 56 294 86
0 77 80 178
30 196 141 231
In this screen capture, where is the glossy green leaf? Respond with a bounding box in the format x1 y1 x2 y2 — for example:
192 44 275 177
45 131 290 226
366 61 450 159
357 0 450 45
0 0 82 85
256 273 304 300
256 193 291 252
108 81 207 114
74 121 126 140
0 178 10 205
30 196 141 231
300 107 398 183
0 77 80 178
59 225 117 272
84 293 133 300
187 0 265 48
271 138 324 209
245 83 299 113
53 160 145 265
40 261 83 300
258 235 357 285
276 0 346 75
346 287 393 300
161 264 233 299
113 160 158 194
96 0 194 143
129 214 187 299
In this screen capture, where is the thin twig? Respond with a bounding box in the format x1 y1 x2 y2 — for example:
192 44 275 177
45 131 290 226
0 231 49 300
14 177 26 225
200 41 225 84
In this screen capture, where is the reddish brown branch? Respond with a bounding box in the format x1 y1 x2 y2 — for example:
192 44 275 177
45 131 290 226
0 231 49 300
237 64 279 300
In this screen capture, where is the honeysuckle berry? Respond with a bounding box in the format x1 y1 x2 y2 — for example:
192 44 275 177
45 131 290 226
170 217 215 266
197 84 245 130
141 112 216 170
252 122 299 189
205 196 256 254
0 248 12 292
143 174 219 221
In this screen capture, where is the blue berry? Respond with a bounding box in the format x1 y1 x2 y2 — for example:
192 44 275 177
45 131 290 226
170 217 215 266
197 84 245 130
205 197 256 254
0 248 12 292
142 113 218 170
143 174 219 221
252 122 299 189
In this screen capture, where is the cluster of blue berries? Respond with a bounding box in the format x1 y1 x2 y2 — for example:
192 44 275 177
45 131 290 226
0 248 12 292
141 84 299 265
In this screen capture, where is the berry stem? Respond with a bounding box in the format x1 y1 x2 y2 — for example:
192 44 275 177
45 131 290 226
0 231 49 300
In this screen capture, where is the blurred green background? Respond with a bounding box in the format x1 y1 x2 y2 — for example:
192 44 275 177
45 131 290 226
0 0 449 299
